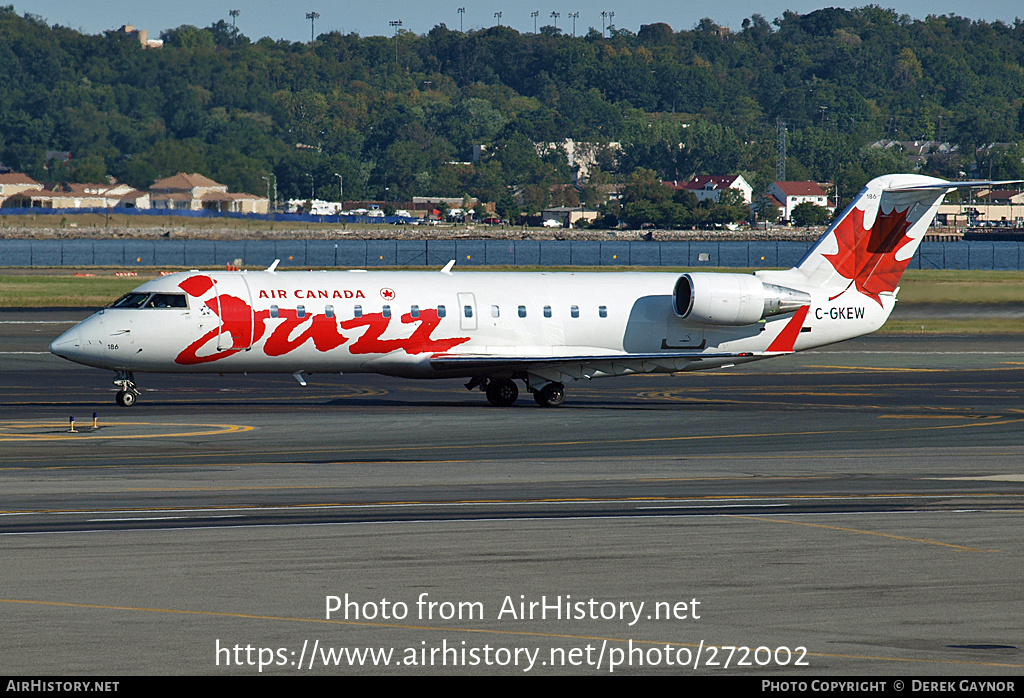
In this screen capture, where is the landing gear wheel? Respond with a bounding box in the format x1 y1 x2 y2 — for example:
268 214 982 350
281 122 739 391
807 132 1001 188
534 382 566 407
113 371 139 407
485 378 519 406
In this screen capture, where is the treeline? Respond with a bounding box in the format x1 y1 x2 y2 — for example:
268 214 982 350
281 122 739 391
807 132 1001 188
1 5 1023 219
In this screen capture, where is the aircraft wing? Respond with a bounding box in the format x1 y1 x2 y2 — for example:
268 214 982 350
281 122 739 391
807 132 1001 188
430 350 757 380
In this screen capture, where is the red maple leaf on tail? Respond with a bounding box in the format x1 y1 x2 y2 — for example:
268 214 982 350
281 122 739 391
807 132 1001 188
822 206 913 306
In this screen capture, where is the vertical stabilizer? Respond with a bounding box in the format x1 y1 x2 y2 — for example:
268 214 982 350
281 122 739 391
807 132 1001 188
793 174 951 305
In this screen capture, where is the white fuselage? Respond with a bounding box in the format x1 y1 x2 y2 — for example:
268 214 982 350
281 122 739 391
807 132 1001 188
50 268 890 380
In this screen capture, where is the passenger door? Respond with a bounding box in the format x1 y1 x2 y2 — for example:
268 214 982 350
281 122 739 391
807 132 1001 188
213 275 255 350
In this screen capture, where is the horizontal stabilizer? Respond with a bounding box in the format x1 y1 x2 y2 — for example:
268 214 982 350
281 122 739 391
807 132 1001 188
884 179 1024 192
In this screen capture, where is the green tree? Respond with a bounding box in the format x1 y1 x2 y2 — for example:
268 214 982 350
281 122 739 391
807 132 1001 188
790 201 830 226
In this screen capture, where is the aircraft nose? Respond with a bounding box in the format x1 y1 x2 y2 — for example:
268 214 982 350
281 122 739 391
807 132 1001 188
49 326 83 359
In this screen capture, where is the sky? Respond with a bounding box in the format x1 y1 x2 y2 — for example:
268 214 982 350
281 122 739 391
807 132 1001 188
9 1 1023 42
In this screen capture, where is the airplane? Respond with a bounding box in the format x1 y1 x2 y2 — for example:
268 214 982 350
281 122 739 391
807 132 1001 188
48 174 1013 407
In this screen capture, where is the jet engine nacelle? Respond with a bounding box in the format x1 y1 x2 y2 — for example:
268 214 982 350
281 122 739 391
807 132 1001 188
673 273 812 326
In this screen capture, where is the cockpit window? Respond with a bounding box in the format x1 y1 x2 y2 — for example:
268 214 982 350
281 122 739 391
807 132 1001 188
144 293 188 309
110 293 150 308
111 292 188 309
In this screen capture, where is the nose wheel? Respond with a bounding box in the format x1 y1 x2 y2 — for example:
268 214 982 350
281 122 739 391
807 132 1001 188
113 371 140 407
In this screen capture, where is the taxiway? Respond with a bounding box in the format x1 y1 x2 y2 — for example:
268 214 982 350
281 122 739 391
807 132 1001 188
1 310 1022 674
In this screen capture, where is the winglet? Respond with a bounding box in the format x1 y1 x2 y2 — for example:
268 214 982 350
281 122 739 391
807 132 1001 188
441 260 456 275
266 259 280 273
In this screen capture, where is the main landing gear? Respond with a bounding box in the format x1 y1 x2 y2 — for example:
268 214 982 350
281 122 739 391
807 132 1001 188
113 371 140 407
533 381 565 407
486 378 518 406
465 377 566 407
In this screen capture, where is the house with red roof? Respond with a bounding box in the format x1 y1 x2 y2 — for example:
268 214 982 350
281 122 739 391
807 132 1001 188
765 181 834 221
662 174 753 204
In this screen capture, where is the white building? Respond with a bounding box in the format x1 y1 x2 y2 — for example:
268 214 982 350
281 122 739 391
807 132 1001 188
663 175 753 205
764 181 833 221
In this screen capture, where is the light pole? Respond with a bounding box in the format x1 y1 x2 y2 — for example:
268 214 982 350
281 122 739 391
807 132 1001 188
229 9 239 42
307 173 314 200
305 11 319 42
262 175 271 211
457 7 465 32
607 11 614 34
601 11 608 36
569 11 578 37
531 10 539 33
550 11 559 29
390 20 402 64
334 173 343 203
494 11 501 27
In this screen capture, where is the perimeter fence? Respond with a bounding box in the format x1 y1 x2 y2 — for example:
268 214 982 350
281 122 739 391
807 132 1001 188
1 238 1022 271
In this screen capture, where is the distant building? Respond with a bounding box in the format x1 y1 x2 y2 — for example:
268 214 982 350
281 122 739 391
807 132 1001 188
541 206 599 229
6 182 150 209
868 139 956 168
935 188 1024 228
764 181 833 221
662 175 752 204
149 172 268 214
978 189 1024 206
535 139 622 184
411 196 475 210
117 25 163 48
0 172 43 207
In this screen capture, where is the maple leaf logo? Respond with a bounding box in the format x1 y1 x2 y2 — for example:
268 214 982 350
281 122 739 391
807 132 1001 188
822 205 913 306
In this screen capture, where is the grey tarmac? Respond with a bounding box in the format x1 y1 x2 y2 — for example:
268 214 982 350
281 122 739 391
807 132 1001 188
1 310 1023 675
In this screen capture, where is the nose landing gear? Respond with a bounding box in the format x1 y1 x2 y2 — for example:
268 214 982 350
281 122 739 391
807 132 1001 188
113 371 140 407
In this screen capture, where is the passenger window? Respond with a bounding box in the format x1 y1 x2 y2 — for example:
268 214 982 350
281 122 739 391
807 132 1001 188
270 305 279 318
410 305 420 318
382 305 391 318
354 305 362 318
464 305 473 318
438 305 446 318
518 305 526 318
297 305 306 318
599 305 607 318
325 304 334 318
543 305 552 318
571 305 579 318
491 305 499 318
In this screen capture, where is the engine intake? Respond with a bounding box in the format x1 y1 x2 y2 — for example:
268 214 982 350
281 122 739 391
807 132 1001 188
674 273 811 326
